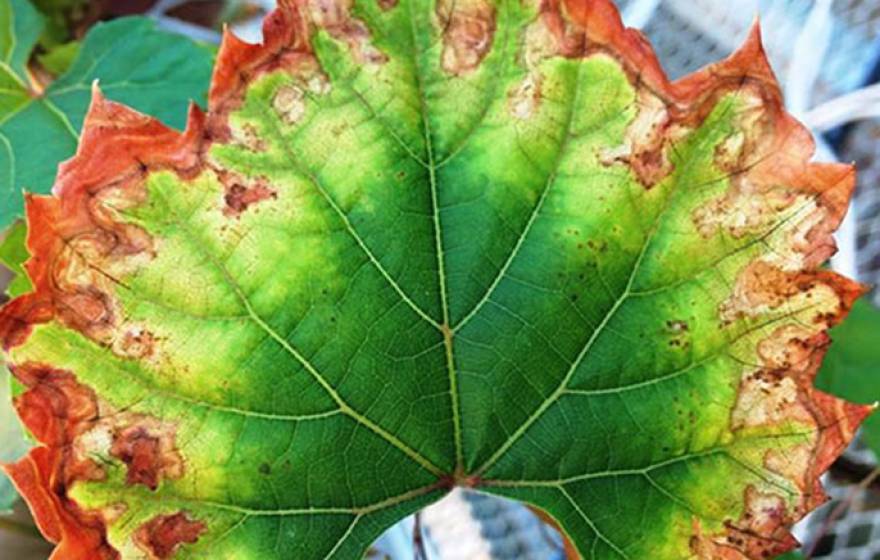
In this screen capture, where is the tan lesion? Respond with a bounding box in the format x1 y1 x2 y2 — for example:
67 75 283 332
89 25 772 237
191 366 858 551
47 182 157 345
718 260 841 325
691 91 843 273
598 88 674 188
112 325 157 359
515 0 678 187
305 0 388 64
689 487 799 559
436 0 497 76
506 0 564 121
696 240 864 558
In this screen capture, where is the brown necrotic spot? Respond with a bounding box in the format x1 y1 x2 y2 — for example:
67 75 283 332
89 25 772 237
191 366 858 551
114 325 156 359
110 418 184 491
216 170 278 217
436 0 496 75
224 183 278 216
377 0 398 10
135 512 206 559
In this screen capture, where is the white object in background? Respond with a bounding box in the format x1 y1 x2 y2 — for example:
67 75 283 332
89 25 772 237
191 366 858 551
422 490 494 560
371 515 441 559
803 83 880 133
231 0 279 43
785 0 835 116
372 490 492 559
622 0 662 29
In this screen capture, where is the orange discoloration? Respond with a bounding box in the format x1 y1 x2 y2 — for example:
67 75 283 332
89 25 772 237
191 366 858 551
2 448 119 560
134 512 206 559
0 86 204 350
210 1 310 111
436 0 496 75
1 365 117 559
718 261 857 325
2 364 186 559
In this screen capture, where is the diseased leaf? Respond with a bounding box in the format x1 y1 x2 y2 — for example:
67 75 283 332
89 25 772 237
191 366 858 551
816 299 880 456
0 0 871 558
0 8 214 229
0 220 32 298
0 364 31 514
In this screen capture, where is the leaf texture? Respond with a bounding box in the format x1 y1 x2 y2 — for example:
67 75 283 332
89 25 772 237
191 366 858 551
0 0 872 558
0 5 213 228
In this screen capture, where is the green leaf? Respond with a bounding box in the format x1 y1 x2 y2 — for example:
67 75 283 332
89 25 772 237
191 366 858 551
0 0 869 558
816 299 880 455
0 365 31 514
36 39 80 76
0 220 31 298
0 9 214 229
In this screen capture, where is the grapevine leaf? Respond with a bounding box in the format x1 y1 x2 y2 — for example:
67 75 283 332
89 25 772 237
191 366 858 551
0 0 871 558
816 299 880 456
0 7 214 229
0 220 32 298
36 40 80 76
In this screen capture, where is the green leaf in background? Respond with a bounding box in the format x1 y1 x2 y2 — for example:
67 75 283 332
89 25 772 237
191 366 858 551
0 2 214 229
0 365 31 514
36 39 79 76
816 299 880 455
0 0 42 108
0 220 31 298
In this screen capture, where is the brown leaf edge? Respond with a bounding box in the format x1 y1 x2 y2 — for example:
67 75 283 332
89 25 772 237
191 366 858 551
0 0 872 558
